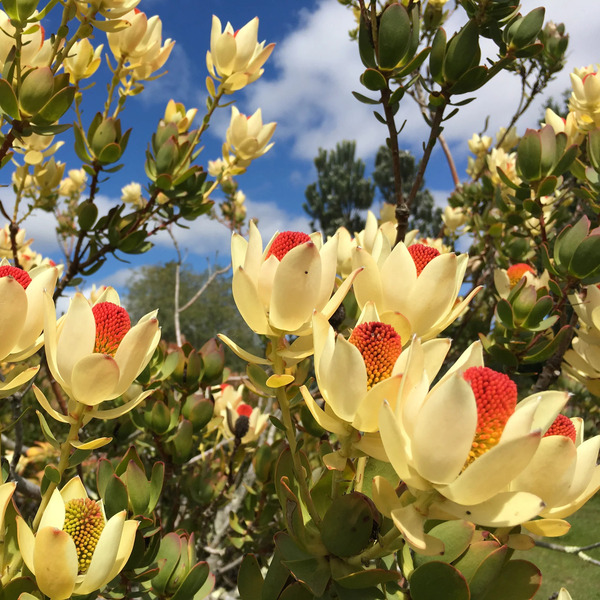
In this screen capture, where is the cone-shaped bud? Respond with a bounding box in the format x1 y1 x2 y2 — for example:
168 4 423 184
92 302 131 356
349 321 402 389
266 231 311 260
507 263 535 288
463 366 517 463
543 414 576 442
63 498 105 574
0 265 32 288
408 243 441 276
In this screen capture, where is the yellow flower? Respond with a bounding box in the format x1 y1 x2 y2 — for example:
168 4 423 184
163 99 197 134
442 206 468 233
569 68 600 130
352 241 480 340
36 287 160 421
228 223 356 337
63 38 103 83
374 339 569 554
510 413 600 536
75 0 140 20
107 10 174 80
0 225 31 258
0 260 58 363
563 285 600 395
493 263 550 298
301 304 409 435
223 106 276 168
206 15 275 93
17 477 138 600
544 108 583 147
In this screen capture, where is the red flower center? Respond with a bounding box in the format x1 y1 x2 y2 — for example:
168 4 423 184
463 366 517 463
506 263 535 288
408 244 440 276
544 414 576 442
0 265 31 288
236 403 253 418
349 321 402 389
266 231 311 261
92 302 131 357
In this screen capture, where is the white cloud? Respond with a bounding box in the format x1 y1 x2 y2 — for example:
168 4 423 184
245 0 401 161
246 0 600 165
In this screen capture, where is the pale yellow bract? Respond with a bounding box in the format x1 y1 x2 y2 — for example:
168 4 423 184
16 477 138 600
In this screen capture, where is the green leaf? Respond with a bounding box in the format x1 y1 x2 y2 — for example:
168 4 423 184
429 27 447 84
537 175 558 197
378 3 411 70
588 128 600 172
417 521 475 566
358 13 376 69
394 48 430 81
516 129 542 181
237 554 264 600
126 460 151 516
279 582 313 600
510 7 545 48
283 557 331 596
480 559 541 599
448 66 488 95
452 540 501 583
552 144 578 176
468 545 509 599
104 474 129 518
523 296 553 328
0 78 19 118
360 68 387 91
35 410 60 449
569 233 600 279
96 458 114 499
269 415 286 431
44 464 61 484
496 299 515 329
334 568 400 589
262 545 292 600
321 493 376 558
409 561 470 600
443 20 480 83
34 85 75 124
18 66 54 116
351 90 379 105
170 562 211 600
555 216 589 269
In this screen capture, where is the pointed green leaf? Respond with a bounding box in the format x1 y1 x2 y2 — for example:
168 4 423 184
0 78 19 118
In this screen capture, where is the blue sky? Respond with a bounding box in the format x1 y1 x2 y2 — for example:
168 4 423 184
4 0 600 298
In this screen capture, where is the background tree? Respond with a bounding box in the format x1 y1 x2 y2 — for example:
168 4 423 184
372 145 443 238
303 140 375 236
125 262 263 370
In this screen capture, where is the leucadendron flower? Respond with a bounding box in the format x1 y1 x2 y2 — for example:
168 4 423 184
352 240 480 340
35 287 160 423
511 413 600 536
301 304 410 436
0 260 58 370
563 285 600 395
223 106 276 168
494 263 550 298
373 339 569 554
17 477 137 600
206 15 275 93
220 223 359 364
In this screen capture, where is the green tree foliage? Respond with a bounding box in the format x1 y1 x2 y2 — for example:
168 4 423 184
303 140 375 237
372 145 443 238
125 262 263 370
